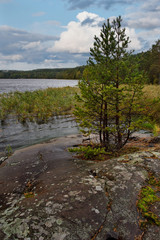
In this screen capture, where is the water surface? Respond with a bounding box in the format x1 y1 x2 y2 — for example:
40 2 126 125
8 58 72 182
0 79 78 94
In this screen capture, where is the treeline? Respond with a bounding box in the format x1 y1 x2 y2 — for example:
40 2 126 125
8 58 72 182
135 39 160 84
0 66 85 80
0 39 159 84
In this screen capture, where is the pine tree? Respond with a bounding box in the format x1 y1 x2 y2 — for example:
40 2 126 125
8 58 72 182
75 16 145 151
149 40 160 84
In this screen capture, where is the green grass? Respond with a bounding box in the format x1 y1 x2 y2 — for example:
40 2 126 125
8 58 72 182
0 87 79 123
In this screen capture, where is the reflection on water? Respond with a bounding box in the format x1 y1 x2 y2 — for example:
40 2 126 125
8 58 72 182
0 115 79 151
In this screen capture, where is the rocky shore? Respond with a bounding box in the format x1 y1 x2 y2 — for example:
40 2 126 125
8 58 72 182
0 134 159 240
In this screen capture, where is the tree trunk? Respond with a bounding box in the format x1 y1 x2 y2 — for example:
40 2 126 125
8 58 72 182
103 102 109 149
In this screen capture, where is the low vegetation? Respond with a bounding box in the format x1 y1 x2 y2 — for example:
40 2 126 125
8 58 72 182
0 87 78 123
69 145 106 160
0 85 159 129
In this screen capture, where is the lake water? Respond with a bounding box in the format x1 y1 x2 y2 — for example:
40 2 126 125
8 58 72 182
0 79 78 94
0 79 80 152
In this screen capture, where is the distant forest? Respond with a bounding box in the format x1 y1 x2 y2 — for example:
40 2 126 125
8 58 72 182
0 40 159 84
0 66 85 80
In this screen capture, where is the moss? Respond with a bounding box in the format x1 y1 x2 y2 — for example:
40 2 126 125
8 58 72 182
137 175 160 227
148 173 160 187
24 192 34 198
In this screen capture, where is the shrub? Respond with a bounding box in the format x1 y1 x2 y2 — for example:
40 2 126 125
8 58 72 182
69 145 106 160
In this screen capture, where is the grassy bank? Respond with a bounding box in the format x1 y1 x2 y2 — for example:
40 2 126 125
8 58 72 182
0 85 159 127
142 85 160 127
0 87 78 123
143 85 160 99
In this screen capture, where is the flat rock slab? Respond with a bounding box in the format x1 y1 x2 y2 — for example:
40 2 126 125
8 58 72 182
0 135 160 240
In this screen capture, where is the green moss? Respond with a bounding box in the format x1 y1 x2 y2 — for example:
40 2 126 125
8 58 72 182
24 192 34 198
137 175 160 227
148 173 160 187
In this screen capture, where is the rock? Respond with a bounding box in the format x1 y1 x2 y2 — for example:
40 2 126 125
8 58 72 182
95 185 103 191
0 135 159 240
0 156 7 165
149 136 160 144
52 232 68 240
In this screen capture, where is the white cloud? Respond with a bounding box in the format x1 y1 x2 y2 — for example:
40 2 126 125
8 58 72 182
0 25 13 31
51 11 105 53
138 28 160 48
124 0 160 51
1 2 158 71
50 11 141 53
0 53 23 61
0 23 88 70
141 0 160 11
76 11 104 24
127 12 160 29
125 28 142 51
22 41 41 50
0 58 78 70
64 0 137 10
125 0 160 30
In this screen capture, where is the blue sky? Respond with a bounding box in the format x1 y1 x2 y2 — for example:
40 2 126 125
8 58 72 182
0 0 159 70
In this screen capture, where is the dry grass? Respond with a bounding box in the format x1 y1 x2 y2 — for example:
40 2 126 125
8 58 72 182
143 85 160 99
142 85 160 125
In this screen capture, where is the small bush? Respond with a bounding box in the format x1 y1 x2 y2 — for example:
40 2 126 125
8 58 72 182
153 124 160 136
5 145 13 157
69 145 106 160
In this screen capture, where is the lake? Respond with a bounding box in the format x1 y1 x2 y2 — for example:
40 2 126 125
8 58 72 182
0 78 78 94
0 79 80 152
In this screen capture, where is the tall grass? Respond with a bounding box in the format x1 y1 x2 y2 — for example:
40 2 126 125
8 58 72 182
143 85 160 99
0 84 159 129
142 85 160 125
0 87 79 123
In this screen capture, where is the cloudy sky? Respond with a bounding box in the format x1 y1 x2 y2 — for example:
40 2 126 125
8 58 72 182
0 0 159 70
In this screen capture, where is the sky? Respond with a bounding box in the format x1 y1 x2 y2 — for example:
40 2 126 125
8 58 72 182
0 0 159 70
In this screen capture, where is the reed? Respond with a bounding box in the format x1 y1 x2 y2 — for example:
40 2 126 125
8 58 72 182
0 84 159 128
0 87 79 123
